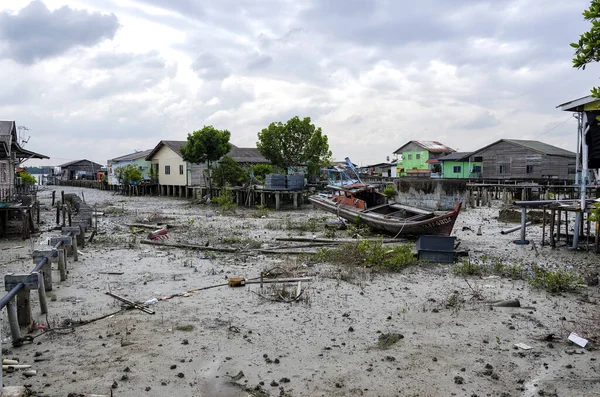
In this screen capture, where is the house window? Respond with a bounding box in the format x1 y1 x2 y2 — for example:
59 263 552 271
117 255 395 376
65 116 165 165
407 154 412 160
472 165 481 173
179 165 184 175
453 166 461 173
416 154 421 160
165 165 171 175
473 156 483 162
499 165 506 174
526 165 534 174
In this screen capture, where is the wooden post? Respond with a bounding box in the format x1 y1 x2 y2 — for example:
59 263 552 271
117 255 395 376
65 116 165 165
21 209 29 240
565 211 569 245
32 249 59 291
56 200 61 224
16 289 31 327
68 205 72 227
550 208 556 248
51 190 56 206
476 187 481 207
275 192 281 211
36 201 40 225
293 193 299 208
7 300 21 345
62 228 80 261
61 204 66 227
595 222 599 253
38 272 48 315
261 192 265 207
58 248 67 281
556 210 561 242
542 208 546 246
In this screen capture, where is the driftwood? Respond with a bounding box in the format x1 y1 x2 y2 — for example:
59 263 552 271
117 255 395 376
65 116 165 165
245 277 312 284
140 239 237 252
275 237 406 244
105 292 155 314
128 223 175 230
257 249 319 255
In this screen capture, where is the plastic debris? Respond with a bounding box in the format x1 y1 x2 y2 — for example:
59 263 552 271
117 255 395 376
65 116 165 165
514 343 532 350
568 332 588 348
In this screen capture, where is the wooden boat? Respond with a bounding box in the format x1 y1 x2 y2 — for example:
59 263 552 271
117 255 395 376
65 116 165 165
309 184 462 237
310 158 462 236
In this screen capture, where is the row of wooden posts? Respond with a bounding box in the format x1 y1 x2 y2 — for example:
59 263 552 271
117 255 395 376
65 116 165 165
2 194 93 347
467 184 600 208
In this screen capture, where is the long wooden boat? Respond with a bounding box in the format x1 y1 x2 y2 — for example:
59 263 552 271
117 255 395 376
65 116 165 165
309 183 462 237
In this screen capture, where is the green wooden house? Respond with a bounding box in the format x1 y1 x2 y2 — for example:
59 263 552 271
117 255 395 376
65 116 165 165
393 141 455 177
437 152 482 179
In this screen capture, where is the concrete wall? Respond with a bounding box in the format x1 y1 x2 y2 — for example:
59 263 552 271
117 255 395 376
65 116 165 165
394 178 468 211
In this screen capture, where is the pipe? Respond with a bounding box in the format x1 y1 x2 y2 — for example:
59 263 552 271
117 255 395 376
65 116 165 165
0 235 70 310
501 221 532 235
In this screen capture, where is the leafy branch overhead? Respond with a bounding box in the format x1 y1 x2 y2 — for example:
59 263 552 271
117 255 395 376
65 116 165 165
180 126 231 168
572 0 600 97
257 116 332 175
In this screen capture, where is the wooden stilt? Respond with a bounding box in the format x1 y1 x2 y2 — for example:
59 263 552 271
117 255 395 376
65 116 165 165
550 208 556 248
542 208 546 246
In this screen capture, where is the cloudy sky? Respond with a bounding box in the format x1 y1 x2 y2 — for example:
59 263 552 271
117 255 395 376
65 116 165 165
1 0 598 167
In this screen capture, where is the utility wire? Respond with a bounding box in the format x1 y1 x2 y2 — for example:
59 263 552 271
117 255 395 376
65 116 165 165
533 116 574 140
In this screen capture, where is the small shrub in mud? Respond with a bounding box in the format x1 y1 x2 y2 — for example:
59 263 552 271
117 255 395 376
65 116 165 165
347 215 371 238
315 239 416 271
382 184 396 200
285 217 322 232
212 187 237 213
254 205 270 218
527 266 584 293
453 259 483 276
222 236 262 249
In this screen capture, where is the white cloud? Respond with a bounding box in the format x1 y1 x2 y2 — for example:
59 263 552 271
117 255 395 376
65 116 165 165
0 0 594 167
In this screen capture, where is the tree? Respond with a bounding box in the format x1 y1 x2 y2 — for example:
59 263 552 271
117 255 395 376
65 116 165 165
17 171 36 185
180 126 231 195
115 164 142 185
572 0 600 97
212 156 247 187
257 116 332 176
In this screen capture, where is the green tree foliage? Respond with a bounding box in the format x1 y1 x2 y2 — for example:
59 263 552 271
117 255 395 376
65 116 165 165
181 126 231 194
181 126 231 169
212 156 247 187
249 163 274 183
18 171 37 185
115 164 142 185
572 0 600 96
257 116 332 176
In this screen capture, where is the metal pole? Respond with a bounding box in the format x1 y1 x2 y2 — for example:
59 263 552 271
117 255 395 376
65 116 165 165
520 208 527 242
574 114 591 249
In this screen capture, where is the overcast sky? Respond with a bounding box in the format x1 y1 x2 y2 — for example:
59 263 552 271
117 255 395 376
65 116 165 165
1 0 597 167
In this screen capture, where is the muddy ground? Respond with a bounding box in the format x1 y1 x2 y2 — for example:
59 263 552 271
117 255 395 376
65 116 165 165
1 186 599 397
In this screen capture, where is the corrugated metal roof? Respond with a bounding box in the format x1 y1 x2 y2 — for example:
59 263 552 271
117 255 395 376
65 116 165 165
227 146 269 164
58 159 103 168
437 152 472 161
111 149 153 162
0 121 15 145
555 95 596 112
0 120 48 159
394 140 455 154
503 140 576 157
146 140 268 164
469 139 575 158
